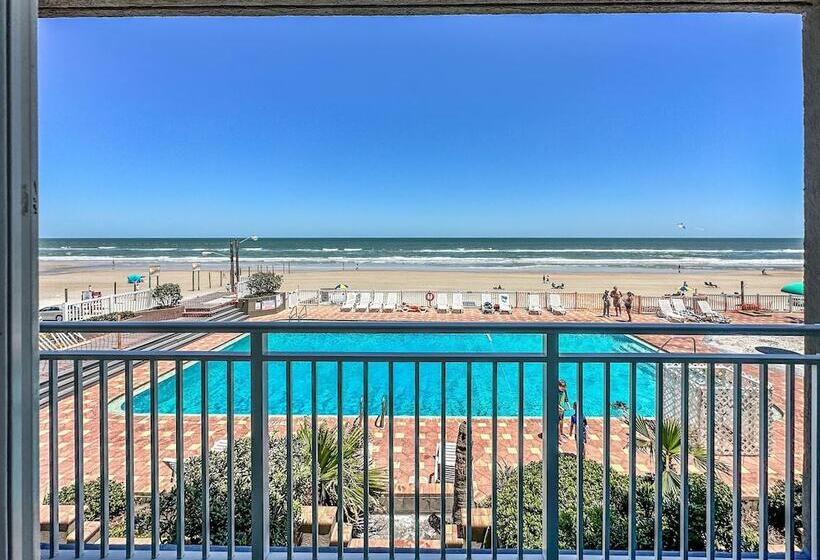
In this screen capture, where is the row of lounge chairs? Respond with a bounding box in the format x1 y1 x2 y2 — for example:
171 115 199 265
340 292 399 312
657 298 730 323
339 291 570 314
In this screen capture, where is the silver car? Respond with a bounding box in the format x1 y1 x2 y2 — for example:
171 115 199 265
38 305 64 321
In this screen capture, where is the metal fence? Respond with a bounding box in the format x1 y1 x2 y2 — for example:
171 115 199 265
62 290 155 321
290 289 804 314
38 321 820 560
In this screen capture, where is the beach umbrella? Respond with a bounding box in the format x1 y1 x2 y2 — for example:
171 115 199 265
335 283 349 290
127 274 144 284
781 281 804 296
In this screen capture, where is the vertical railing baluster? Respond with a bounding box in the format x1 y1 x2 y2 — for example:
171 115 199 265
577 363 585 560
99 360 110 558
48 360 59 559
628 363 637 559
286 361 293 560
732 363 742 560
363 361 370 560
414 362 421 560
785 364 794 560
759 364 769 560
602 362 611 560
654 362 663 560
74 359 85 557
543 333 559 560
336 361 343 560
250 331 270 559
311 361 319 560
125 360 135 558
466 361 473 560
175 359 185 559
680 363 689 559
227 361 235 560
518 361 525 560
150 361 160 559
388 361 395 555
706 363 716 560
492 361 499 556
201 361 210 559
440 362 447 557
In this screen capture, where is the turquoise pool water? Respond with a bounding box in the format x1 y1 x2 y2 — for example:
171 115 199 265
128 333 658 417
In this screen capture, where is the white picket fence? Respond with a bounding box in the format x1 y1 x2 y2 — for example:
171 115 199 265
63 289 155 321
289 288 804 314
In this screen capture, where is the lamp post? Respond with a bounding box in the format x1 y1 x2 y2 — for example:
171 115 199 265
202 235 258 295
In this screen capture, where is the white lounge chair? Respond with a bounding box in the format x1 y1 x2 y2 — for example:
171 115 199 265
356 293 371 311
528 294 542 315
436 293 449 313
695 299 731 323
370 292 384 312
481 293 493 314
658 299 685 322
671 298 698 321
383 292 398 312
451 293 464 313
164 439 228 474
340 292 357 312
548 293 567 315
498 293 512 314
431 442 456 484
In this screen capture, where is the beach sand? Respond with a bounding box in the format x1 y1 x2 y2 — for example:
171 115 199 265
38 260 802 306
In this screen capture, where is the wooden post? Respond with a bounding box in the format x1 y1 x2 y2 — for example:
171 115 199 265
209 272 212 289
113 282 117 295
64 288 68 302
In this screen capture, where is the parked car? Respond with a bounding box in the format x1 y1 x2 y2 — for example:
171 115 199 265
38 305 63 321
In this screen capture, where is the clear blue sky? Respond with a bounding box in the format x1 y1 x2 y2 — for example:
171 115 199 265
39 14 804 238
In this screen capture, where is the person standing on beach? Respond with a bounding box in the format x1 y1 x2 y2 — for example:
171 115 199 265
624 291 634 322
602 289 611 317
611 286 623 317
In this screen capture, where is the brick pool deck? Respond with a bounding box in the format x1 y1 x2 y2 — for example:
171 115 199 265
39 307 807 538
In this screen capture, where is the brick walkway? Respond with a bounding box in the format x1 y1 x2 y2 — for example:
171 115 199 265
39 308 807 536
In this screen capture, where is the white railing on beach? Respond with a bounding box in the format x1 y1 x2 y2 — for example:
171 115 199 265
62 289 154 321
290 288 804 313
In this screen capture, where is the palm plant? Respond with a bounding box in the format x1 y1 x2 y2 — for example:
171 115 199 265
623 413 729 494
296 420 387 525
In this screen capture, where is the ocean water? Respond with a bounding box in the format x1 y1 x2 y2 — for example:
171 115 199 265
127 332 659 417
40 237 803 271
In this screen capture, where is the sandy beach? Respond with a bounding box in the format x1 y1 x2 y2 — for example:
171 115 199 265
38 259 802 306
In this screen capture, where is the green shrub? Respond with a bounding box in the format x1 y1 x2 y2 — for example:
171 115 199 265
768 478 803 546
246 272 283 298
494 454 744 552
152 283 182 308
88 311 137 321
44 477 127 522
159 435 310 547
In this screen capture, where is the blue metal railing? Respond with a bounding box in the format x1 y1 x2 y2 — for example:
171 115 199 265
38 321 820 560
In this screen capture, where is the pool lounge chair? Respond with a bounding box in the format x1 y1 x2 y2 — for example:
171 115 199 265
356 293 372 311
658 299 685 322
340 292 357 312
498 293 512 314
481 293 493 314
528 294 542 315
431 442 456 484
164 439 228 474
671 298 699 321
370 292 384 312
383 293 397 312
548 294 567 315
436 293 449 313
695 299 731 323
451 293 464 313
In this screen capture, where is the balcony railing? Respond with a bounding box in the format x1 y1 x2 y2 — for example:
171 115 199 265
38 321 820 560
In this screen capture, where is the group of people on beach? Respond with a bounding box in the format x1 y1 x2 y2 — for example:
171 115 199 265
601 286 634 321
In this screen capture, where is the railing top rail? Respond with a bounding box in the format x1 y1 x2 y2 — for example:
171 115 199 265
40 319 820 336
38 349 820 364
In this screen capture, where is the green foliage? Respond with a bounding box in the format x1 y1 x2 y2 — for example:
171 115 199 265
246 272 283 298
44 477 127 522
768 478 803 547
88 311 137 321
152 283 182 308
494 454 747 552
159 435 309 547
296 420 387 526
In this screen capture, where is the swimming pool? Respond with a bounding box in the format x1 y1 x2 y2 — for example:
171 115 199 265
128 333 659 417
